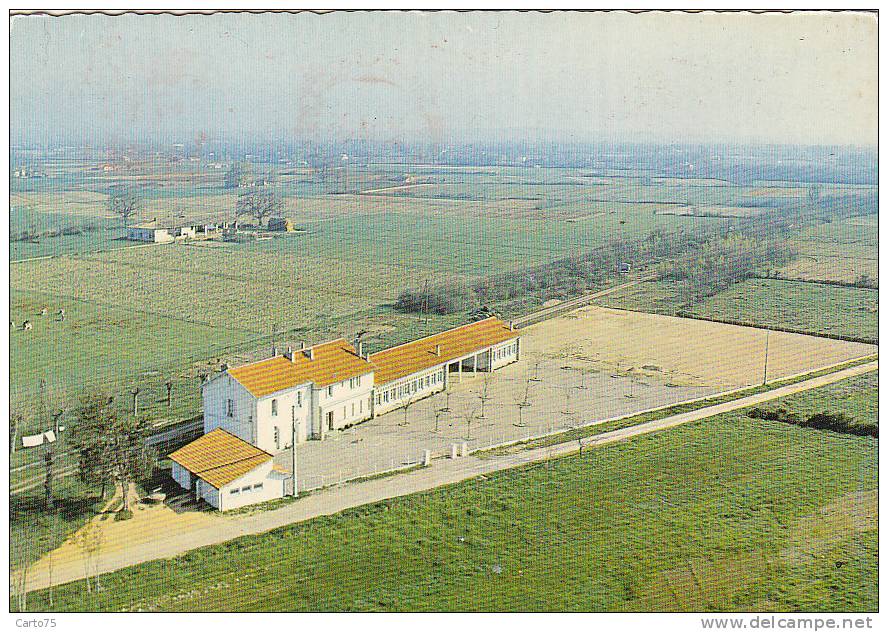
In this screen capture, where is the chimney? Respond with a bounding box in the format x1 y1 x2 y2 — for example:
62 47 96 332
357 341 364 357
300 340 306 350
434 344 441 356
509 320 515 331
302 347 314 361
271 344 277 357
284 346 293 360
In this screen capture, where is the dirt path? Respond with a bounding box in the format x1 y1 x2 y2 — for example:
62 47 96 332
23 359 876 593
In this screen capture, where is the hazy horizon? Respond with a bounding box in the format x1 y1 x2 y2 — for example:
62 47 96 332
10 11 878 148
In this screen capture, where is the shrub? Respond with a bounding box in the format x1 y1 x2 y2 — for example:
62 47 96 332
114 509 133 522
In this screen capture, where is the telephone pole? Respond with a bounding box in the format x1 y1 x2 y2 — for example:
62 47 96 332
762 329 771 385
290 406 298 498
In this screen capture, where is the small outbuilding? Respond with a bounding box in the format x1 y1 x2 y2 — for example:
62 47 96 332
267 217 297 232
168 428 287 511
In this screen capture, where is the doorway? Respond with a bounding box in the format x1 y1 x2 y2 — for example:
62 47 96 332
327 411 334 431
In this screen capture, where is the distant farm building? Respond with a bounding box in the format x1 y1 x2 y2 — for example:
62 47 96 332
267 217 297 232
171 317 521 510
127 219 223 243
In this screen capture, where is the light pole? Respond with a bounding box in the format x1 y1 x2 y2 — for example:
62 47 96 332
762 328 771 386
291 406 299 498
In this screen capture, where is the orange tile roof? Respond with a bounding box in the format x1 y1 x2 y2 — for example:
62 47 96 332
168 429 272 489
370 317 519 385
228 339 374 397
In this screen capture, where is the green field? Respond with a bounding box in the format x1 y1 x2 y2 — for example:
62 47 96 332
685 278 878 342
778 214 878 284
21 373 878 612
9 162 879 437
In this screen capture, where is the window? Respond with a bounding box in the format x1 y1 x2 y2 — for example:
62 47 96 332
356 375 361 387
230 488 240 495
242 485 252 492
327 385 334 397
425 376 431 388
226 399 235 417
274 426 280 448
254 482 263 491
271 399 278 416
349 378 355 389
351 403 355 416
297 391 302 407
360 399 363 413
342 406 346 419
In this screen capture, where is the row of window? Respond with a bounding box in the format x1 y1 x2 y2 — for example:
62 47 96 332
329 398 367 422
326 375 363 398
228 375 365 419
229 482 264 495
494 342 518 361
376 370 445 405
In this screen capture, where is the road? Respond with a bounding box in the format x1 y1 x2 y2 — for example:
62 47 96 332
512 273 657 327
22 359 877 593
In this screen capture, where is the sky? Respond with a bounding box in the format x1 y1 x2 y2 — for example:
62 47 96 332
9 10 878 147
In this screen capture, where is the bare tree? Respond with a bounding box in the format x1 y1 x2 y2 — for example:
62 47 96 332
478 372 493 419
236 185 283 227
11 523 36 611
10 410 22 454
108 185 142 225
75 520 104 594
399 392 416 427
461 402 477 440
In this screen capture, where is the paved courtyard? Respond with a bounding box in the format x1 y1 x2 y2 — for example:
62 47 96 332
276 338 716 491
276 307 875 491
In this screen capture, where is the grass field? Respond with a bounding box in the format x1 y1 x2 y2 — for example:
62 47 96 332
20 373 877 612
8 163 878 438
685 278 878 342
778 214 878 284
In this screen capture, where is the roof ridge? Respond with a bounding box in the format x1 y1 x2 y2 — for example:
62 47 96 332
191 452 271 476
369 317 504 359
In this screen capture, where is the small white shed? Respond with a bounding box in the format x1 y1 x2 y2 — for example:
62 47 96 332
168 428 286 511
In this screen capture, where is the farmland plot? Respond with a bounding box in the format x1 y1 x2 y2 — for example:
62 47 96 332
686 278 878 342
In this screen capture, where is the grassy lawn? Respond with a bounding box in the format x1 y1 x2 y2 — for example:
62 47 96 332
22 375 877 612
685 278 878 342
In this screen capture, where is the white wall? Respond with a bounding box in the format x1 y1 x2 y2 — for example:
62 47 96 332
203 373 257 445
490 339 520 370
195 478 220 509
216 461 285 511
314 371 375 435
373 366 447 416
171 462 191 490
255 383 312 453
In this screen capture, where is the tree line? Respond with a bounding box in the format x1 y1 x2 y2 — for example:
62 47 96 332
396 216 796 316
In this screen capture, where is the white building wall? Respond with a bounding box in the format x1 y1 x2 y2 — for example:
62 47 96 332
314 371 374 435
255 383 312 453
490 339 520 370
171 462 191 490
373 365 447 416
216 461 285 511
195 478 220 509
203 373 257 446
